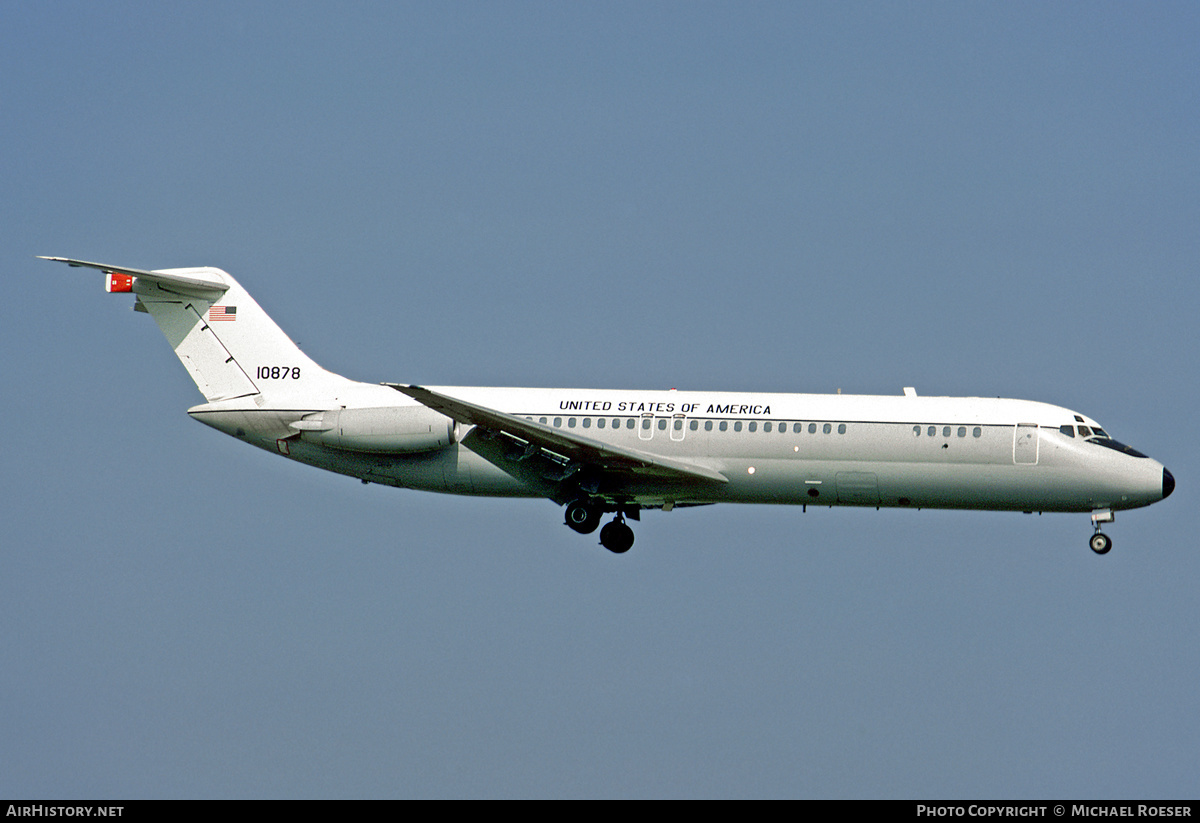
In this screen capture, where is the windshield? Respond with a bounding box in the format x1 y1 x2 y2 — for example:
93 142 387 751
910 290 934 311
1060 423 1147 457
1087 436 1148 459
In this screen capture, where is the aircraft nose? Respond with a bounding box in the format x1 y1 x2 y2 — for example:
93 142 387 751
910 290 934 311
1163 468 1175 500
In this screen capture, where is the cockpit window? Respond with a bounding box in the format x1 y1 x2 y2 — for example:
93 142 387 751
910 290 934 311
1059 425 1075 437
1092 427 1108 438
1078 425 1091 437
1087 437 1149 458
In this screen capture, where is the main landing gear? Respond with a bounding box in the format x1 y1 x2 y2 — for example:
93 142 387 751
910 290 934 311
564 499 602 535
1090 509 1114 555
563 499 635 553
599 516 635 554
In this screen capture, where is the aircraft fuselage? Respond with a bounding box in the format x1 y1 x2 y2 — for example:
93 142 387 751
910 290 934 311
188 385 1170 515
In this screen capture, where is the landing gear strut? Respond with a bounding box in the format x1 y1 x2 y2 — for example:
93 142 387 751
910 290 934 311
599 515 635 554
1090 509 1114 555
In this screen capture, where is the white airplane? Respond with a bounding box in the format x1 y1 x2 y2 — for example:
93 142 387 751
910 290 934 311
43 256 1174 555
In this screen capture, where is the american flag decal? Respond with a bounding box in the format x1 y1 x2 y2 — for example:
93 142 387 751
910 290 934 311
208 305 237 322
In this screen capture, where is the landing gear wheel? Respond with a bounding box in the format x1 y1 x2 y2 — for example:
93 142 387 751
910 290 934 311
599 519 635 554
564 500 602 534
1090 533 1112 555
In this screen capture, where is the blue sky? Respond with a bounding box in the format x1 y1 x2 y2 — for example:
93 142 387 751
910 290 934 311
2 1 1197 798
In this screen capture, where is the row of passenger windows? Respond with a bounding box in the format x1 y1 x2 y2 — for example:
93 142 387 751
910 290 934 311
529 416 849 434
913 425 983 438
521 418 1109 442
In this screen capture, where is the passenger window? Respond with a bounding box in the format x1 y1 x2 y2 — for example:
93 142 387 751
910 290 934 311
658 419 667 430
641 419 651 430
913 426 921 437
539 417 547 424
582 418 591 428
973 427 981 438
942 426 951 437
809 423 817 434
690 420 698 431
793 423 802 434
625 419 634 429
734 422 743 432
780 423 787 434
927 426 936 437
705 420 713 431
554 417 562 427
719 421 728 432
673 419 683 431
748 422 757 432
568 418 576 428
957 427 966 437
764 422 772 432
823 423 832 434
597 418 605 429
838 424 846 434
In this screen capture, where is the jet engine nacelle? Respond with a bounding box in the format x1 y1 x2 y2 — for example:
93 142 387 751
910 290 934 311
294 406 456 454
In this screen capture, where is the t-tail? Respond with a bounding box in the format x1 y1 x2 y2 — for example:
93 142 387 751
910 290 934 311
40 256 359 407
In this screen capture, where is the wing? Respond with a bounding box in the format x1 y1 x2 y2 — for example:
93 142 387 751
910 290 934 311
386 384 728 501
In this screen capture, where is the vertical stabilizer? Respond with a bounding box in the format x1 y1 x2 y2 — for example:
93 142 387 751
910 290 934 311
41 257 357 405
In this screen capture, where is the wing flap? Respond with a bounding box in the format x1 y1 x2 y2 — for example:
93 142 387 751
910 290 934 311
386 384 728 485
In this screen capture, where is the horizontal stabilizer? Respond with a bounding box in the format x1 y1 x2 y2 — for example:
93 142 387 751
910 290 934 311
38 256 229 296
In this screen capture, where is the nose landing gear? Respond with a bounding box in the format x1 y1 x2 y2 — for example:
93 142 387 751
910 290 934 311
1090 509 1114 555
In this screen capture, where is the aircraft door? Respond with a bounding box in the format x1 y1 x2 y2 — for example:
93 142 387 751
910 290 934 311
1013 423 1039 464
638 413 654 441
836 471 880 504
670 413 686 442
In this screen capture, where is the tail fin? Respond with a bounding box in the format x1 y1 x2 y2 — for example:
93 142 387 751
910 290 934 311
41 257 353 404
